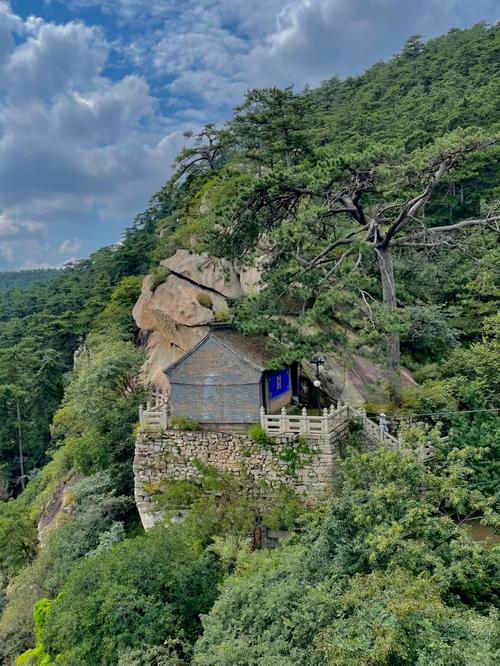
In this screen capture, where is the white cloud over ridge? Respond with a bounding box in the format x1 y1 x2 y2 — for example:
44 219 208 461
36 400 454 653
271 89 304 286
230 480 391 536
0 2 186 268
0 0 498 268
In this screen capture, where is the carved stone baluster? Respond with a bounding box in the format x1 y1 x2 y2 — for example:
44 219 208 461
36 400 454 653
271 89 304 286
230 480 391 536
322 407 328 434
301 407 308 434
280 407 287 434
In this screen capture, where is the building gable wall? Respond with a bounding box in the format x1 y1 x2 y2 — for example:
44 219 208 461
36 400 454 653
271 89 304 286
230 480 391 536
167 337 263 423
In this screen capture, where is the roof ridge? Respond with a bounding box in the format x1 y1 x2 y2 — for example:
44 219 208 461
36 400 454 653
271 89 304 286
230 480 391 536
208 332 265 372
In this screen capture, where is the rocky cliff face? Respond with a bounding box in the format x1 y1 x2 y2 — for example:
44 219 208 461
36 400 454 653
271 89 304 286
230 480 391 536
132 250 261 389
132 249 414 403
37 472 83 545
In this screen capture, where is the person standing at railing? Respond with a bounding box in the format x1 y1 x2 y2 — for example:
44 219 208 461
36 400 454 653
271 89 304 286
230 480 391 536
379 413 388 439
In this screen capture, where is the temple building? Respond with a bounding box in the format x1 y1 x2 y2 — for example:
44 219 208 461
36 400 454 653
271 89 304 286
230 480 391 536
164 326 293 425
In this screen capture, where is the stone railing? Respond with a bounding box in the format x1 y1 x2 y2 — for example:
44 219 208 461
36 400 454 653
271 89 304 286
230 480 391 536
259 403 439 461
260 403 401 447
260 404 347 438
139 392 168 432
139 397 436 460
350 406 401 449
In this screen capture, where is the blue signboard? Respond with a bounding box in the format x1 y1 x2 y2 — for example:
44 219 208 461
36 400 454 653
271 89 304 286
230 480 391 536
268 368 290 400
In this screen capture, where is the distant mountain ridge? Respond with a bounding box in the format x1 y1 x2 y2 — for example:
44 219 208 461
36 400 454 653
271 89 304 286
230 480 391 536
0 269 60 291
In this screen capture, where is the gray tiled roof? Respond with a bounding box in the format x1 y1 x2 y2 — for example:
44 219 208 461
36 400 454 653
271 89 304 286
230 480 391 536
210 328 275 370
164 325 279 374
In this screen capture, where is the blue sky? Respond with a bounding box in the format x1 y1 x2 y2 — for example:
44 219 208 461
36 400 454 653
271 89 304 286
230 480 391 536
0 1 498 270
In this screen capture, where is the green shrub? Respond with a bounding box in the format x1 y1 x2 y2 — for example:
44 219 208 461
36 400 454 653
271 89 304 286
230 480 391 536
278 436 315 477
247 424 272 447
149 266 171 292
194 448 500 665
23 526 223 665
196 293 213 309
170 416 199 431
214 309 231 322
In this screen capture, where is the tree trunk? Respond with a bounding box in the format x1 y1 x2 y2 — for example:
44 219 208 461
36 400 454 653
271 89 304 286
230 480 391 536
283 128 291 168
16 398 25 490
376 246 401 402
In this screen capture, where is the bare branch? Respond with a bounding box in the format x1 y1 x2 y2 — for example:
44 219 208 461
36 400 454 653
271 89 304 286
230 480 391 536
307 228 363 268
317 249 354 287
359 289 377 328
340 195 368 226
381 157 454 249
380 137 500 249
351 252 363 273
422 215 500 233
393 215 500 246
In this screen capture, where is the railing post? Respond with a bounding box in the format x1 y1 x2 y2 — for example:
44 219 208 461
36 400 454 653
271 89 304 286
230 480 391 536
139 404 144 430
301 407 308 434
359 408 366 429
339 400 348 424
328 404 335 430
280 407 287 433
160 406 167 430
260 406 266 430
322 407 328 434
397 433 403 452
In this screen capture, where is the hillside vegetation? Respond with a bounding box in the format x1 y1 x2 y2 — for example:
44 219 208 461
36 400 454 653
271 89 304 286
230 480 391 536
0 25 498 665
0 271 60 293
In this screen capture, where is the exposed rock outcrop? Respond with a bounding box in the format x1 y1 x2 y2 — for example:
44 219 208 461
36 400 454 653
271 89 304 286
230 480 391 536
133 250 259 389
303 352 416 407
162 250 244 299
37 472 83 546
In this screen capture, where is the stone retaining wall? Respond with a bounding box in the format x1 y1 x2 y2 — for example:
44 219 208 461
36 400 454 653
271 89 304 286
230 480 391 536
134 425 349 529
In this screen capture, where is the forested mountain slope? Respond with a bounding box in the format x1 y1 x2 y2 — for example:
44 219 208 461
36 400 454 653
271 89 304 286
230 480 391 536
0 25 498 666
0 271 60 293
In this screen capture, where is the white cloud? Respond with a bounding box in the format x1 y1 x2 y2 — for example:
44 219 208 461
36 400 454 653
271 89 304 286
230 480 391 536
0 213 46 239
245 0 488 84
2 20 107 100
82 0 498 112
1 0 498 268
58 238 82 254
0 4 186 268
0 1 22 65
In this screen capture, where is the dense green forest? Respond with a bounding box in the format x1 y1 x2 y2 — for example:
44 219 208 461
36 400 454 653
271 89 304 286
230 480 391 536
0 25 498 665
0 271 60 293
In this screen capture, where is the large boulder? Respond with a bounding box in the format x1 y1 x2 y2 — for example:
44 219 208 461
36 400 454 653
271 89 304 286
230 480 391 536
238 264 263 295
132 275 156 330
150 273 227 327
133 254 233 389
162 250 244 299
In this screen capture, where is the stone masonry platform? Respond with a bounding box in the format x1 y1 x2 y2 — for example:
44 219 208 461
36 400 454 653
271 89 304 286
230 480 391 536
133 427 346 529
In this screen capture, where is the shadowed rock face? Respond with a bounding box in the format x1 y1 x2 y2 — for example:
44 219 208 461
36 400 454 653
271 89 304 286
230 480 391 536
37 472 83 546
302 352 416 408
